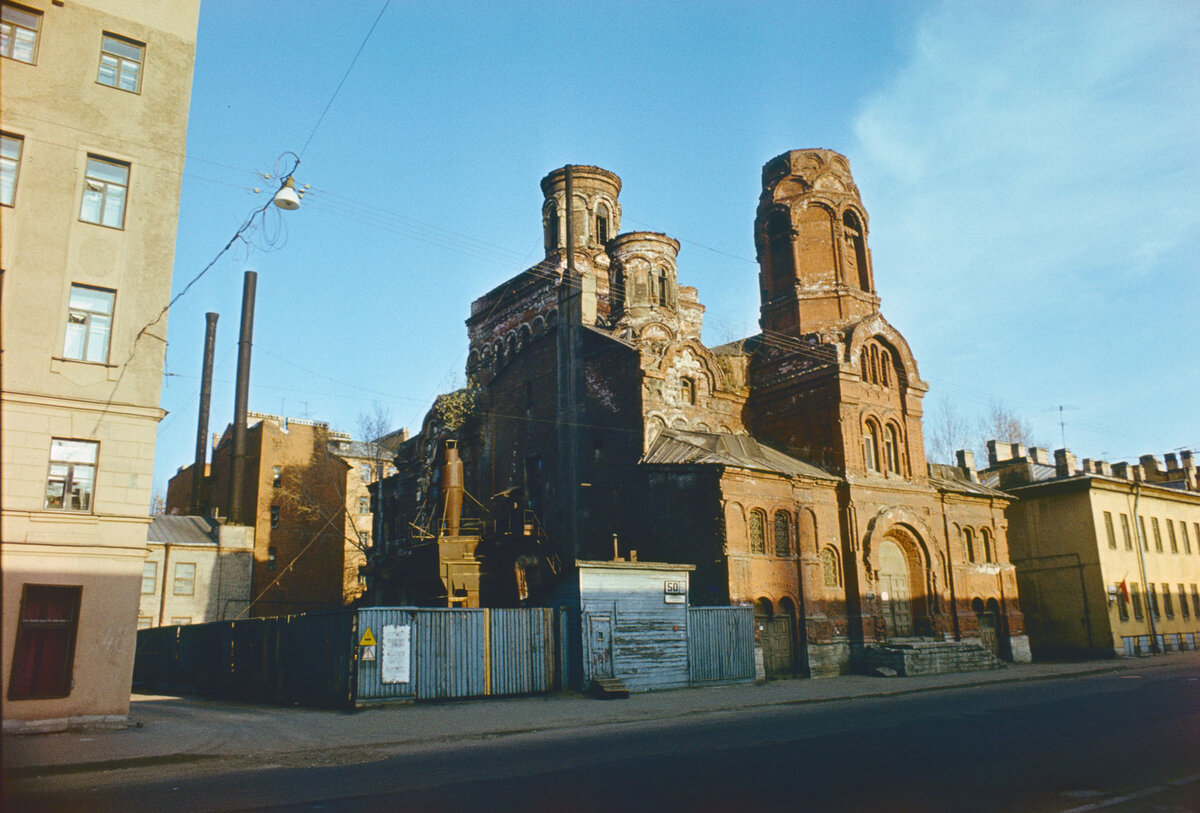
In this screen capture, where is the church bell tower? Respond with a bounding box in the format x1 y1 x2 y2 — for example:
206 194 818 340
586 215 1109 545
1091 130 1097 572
754 149 879 336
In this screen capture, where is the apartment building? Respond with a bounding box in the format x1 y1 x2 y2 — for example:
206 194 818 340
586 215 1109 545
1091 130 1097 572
1 0 200 731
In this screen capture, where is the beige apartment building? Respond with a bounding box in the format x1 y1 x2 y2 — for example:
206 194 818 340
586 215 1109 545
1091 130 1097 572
1 0 200 731
984 443 1200 659
138 516 255 628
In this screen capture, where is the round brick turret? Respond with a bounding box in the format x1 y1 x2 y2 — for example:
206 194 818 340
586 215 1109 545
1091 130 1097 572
540 165 622 256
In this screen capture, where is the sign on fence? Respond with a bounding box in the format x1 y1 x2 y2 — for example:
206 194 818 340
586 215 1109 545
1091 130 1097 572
381 624 411 684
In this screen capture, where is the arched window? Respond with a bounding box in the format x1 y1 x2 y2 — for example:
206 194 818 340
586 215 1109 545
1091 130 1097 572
595 206 609 244
774 511 791 556
880 350 891 387
963 527 976 563
680 377 696 405
884 424 901 474
843 209 870 290
860 349 870 382
544 206 559 253
749 509 766 554
656 268 669 306
863 421 879 472
980 528 993 563
766 211 795 291
822 547 841 587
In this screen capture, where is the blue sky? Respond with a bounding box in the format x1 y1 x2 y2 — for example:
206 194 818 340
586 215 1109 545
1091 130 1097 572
153 0 1200 496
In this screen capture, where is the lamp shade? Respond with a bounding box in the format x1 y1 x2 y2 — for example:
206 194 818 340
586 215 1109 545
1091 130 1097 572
273 177 300 210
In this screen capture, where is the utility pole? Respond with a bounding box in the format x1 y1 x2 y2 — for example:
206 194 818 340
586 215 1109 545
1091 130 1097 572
556 166 586 559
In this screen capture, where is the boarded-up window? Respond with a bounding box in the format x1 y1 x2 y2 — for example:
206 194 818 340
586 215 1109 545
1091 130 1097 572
822 547 841 587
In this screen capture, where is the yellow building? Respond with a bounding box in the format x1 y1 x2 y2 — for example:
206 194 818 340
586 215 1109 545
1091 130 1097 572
1 0 200 731
984 442 1200 658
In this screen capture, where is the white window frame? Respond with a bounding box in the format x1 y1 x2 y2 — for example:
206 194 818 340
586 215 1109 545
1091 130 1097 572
80 155 130 229
63 284 116 363
44 439 99 512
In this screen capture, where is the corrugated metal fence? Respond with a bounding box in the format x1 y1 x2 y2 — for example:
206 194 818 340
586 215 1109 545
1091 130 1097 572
134 604 751 707
688 606 755 686
354 607 558 702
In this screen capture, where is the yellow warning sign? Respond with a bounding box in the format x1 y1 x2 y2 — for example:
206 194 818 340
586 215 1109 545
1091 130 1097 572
359 628 377 647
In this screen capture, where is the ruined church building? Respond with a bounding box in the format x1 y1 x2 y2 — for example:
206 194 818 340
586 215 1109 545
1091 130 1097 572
376 150 1031 676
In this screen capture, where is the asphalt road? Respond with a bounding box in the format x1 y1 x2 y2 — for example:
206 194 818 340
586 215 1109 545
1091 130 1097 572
11 660 1200 812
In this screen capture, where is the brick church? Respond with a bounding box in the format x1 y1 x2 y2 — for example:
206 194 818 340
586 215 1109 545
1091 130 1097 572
372 150 1030 675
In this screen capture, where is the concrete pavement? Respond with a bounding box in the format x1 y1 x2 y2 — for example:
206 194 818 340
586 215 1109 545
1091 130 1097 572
5 651 1197 779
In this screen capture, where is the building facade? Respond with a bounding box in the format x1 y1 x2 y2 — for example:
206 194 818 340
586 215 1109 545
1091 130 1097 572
1 0 200 731
166 413 387 616
138 515 254 628
374 151 1030 676
985 443 1200 658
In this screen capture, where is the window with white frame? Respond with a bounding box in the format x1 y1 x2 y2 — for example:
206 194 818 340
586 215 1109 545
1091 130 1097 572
63 284 115 363
173 563 195 596
80 155 129 228
44 439 98 511
1 132 22 206
97 32 143 92
141 561 157 595
1 3 41 64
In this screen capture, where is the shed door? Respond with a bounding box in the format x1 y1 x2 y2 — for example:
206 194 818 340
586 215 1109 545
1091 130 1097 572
586 614 613 679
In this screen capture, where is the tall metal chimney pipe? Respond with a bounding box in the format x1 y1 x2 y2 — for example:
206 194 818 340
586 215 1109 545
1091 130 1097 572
190 312 219 514
440 440 464 537
229 271 256 525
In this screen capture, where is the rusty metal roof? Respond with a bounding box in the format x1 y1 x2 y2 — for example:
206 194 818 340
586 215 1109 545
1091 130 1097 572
928 463 1010 498
147 515 218 546
641 429 837 481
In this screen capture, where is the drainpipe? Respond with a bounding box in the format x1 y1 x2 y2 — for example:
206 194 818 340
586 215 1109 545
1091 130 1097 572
1130 481 1159 653
940 494 960 640
158 543 171 626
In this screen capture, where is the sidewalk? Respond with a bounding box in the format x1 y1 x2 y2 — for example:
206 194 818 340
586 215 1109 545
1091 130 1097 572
5 651 1196 778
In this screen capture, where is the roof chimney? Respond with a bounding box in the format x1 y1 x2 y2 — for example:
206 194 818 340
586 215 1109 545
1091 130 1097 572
1054 449 1076 478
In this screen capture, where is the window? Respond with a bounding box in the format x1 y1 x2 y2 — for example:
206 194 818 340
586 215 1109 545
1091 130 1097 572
1116 584 1129 621
63 284 115 364
361 464 372 481
8 585 81 699
595 212 609 244
170 617 191 627
268 547 277 570
141 562 157 595
655 269 669 307
270 505 280 528
1163 584 1174 618
1180 585 1190 619
1131 583 1143 620
1182 522 1192 554
1 3 41 64
1 132 21 206
137 617 153 630
172 563 195 596
1195 523 1200 553
80 156 129 228
680 377 696 405
963 527 976 563
272 465 282 487
1151 518 1163 552
749 509 766 554
884 425 900 474
97 33 143 92
1192 584 1200 617
822 547 841 587
862 421 879 472
1148 583 1159 618
1167 519 1178 553
1120 514 1132 550
774 511 791 556
44 439 98 511
980 528 994 563
359 496 370 514
1138 516 1148 551
1103 512 1117 549
358 531 370 546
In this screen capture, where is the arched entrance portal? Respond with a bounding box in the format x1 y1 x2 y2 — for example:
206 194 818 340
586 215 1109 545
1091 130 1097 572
878 539 913 637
